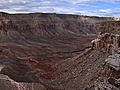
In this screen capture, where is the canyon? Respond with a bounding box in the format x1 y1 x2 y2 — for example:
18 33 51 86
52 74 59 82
0 12 120 90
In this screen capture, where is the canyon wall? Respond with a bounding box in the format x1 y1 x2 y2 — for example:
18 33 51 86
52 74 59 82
0 12 119 39
0 12 119 53
0 12 120 90
1 12 119 61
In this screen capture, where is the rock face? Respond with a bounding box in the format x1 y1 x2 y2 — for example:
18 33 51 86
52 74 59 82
91 33 120 54
91 21 120 54
0 12 120 90
87 22 120 90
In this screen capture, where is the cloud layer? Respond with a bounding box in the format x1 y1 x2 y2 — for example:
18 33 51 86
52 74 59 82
0 0 120 17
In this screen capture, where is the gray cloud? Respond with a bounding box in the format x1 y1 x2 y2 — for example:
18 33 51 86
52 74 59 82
0 0 120 17
60 0 120 4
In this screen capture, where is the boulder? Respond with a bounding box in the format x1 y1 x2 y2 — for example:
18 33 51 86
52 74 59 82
105 54 120 71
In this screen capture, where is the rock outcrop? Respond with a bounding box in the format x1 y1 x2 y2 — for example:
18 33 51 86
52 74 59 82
91 33 120 54
87 21 120 90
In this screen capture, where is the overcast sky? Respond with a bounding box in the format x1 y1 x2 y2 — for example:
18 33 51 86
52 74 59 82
0 0 120 17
